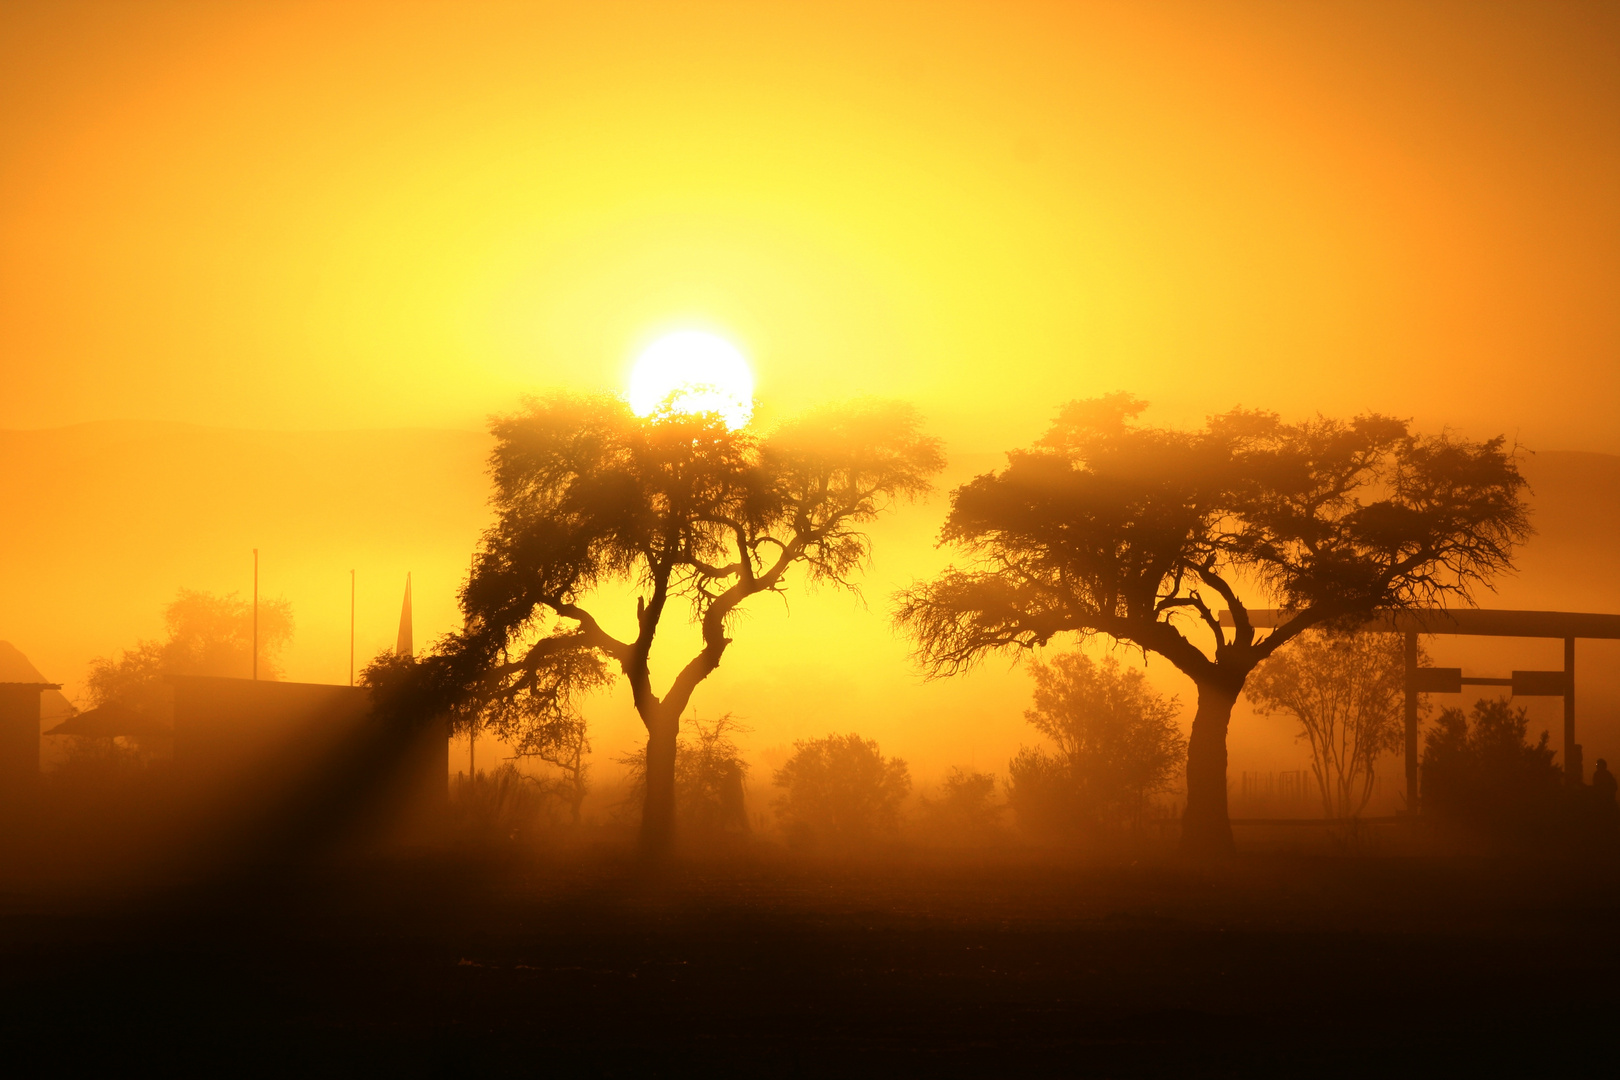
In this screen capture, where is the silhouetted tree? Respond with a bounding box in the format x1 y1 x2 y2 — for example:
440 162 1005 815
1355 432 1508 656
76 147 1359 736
1422 697 1565 844
506 708 592 825
415 395 941 859
88 588 294 717
1009 651 1185 834
1246 628 1417 818
773 733 911 849
897 396 1529 855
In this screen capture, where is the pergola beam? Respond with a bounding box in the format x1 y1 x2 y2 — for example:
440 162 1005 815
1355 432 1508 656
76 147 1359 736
1217 609 1619 810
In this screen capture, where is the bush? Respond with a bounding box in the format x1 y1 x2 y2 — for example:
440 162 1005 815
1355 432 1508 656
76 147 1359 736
1008 652 1185 837
915 768 1005 845
617 714 751 836
1421 697 1567 846
772 733 911 849
1005 746 1084 839
450 763 558 847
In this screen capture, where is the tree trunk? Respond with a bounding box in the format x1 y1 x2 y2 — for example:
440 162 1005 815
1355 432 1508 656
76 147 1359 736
639 707 679 859
1180 681 1239 857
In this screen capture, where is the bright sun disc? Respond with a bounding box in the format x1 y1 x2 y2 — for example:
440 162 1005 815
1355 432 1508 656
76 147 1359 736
628 331 754 430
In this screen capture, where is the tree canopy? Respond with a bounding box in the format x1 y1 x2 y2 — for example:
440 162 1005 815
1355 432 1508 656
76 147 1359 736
897 395 1530 854
389 394 943 856
89 589 294 718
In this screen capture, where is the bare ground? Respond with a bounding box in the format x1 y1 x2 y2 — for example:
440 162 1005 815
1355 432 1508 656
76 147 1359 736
1 844 1616 1076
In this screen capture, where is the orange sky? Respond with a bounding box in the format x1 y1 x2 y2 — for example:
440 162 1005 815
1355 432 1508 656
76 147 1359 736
3 0 1617 454
3 1 1619 802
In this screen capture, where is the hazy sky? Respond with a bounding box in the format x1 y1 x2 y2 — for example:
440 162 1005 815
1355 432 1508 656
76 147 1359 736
4 0 1617 454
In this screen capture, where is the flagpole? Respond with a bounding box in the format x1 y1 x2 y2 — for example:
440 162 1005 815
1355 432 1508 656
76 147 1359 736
349 569 355 687
252 548 259 681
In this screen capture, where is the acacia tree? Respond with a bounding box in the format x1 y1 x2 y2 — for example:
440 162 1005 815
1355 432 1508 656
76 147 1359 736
896 395 1529 856
1245 629 1417 819
420 394 941 858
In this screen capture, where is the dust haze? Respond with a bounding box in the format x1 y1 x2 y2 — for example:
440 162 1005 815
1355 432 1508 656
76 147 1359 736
2 2 1618 1073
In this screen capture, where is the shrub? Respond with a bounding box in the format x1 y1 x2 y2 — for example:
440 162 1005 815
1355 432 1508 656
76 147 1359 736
1005 746 1084 839
1421 697 1566 845
772 733 910 849
1008 652 1185 836
450 763 556 846
916 767 1005 845
618 714 751 835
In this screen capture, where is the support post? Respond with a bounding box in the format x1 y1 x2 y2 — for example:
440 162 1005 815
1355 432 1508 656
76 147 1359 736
1564 636 1578 783
1404 631 1419 813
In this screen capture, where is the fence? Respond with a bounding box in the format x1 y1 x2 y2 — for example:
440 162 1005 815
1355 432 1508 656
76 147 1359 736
1232 769 1318 817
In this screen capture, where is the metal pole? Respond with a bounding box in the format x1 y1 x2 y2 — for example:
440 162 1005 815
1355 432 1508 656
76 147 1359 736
253 548 259 681
1404 631 1418 813
1564 636 1577 782
349 569 355 687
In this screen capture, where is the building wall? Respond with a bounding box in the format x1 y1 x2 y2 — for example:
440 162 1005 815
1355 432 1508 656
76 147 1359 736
170 675 447 848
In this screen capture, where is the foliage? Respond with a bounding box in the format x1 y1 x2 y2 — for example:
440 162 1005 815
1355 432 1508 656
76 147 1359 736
896 394 1530 853
772 733 911 848
1008 651 1185 833
449 763 559 846
915 767 1004 845
1246 629 1415 818
87 589 294 717
1421 697 1566 843
402 393 941 856
1005 747 1080 839
617 714 752 834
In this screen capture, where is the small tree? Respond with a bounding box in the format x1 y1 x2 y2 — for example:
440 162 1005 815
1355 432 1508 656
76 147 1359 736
1422 697 1565 843
897 396 1529 855
773 733 911 848
1013 652 1185 831
510 710 592 825
1245 629 1415 818
412 395 941 860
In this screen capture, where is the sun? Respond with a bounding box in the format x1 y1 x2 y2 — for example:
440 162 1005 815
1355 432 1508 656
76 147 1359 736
627 330 755 430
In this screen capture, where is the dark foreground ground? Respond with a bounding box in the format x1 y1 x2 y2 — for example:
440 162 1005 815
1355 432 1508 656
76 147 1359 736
2 843 1617 1077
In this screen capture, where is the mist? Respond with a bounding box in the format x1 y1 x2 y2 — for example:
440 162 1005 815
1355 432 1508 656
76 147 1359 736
3 1 1619 1073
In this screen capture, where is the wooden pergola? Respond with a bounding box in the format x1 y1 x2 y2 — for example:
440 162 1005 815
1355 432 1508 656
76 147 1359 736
1219 609 1620 811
